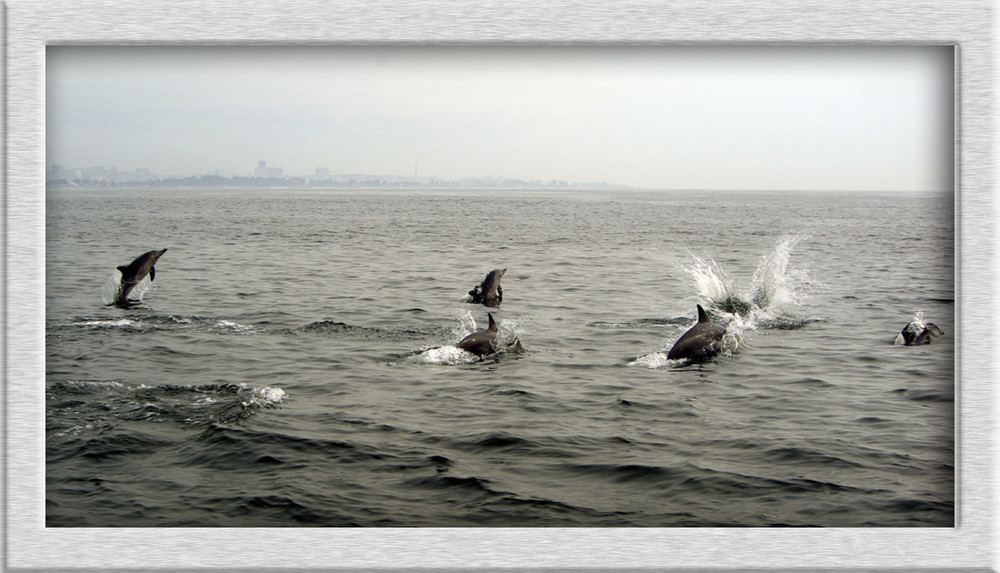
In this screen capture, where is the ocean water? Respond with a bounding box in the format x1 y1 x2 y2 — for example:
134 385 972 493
45 187 954 527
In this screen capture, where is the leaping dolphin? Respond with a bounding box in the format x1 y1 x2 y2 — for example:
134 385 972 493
456 313 500 357
113 249 167 307
667 304 727 362
894 312 945 345
464 268 506 307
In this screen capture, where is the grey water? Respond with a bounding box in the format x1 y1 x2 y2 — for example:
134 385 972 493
45 187 954 527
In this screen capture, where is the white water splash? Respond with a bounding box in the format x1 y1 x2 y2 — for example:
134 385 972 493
682 235 812 329
71 318 142 329
634 236 812 368
243 384 286 408
212 320 257 334
416 345 482 365
455 310 479 339
629 351 676 369
55 379 129 392
893 311 944 345
415 312 525 365
748 235 808 310
101 272 121 305
101 270 153 305
682 251 739 303
496 318 527 349
630 321 742 369
453 311 524 345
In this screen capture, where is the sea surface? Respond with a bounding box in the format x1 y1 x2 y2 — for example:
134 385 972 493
45 187 954 526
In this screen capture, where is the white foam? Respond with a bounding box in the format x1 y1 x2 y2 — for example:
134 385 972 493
60 379 128 391
76 318 140 328
101 270 153 305
50 424 94 438
417 345 480 365
242 384 287 407
629 351 675 369
213 320 257 334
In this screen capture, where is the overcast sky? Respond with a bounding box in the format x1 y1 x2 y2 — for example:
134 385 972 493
46 46 953 191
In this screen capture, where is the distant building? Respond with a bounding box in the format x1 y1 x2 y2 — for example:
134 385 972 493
255 160 284 178
315 167 330 179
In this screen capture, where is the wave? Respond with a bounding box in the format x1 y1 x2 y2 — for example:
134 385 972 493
47 428 173 463
446 431 551 455
170 425 388 472
47 380 286 433
588 317 691 329
57 311 522 367
58 314 259 335
476 495 639 526
59 313 445 342
300 320 444 342
889 387 954 403
403 473 499 495
761 446 866 468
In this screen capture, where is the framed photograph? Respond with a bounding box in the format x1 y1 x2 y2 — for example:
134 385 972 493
7 0 995 570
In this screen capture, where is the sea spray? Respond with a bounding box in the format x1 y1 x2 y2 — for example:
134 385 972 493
413 312 525 365
683 235 813 330
101 270 152 306
633 236 814 368
749 235 807 310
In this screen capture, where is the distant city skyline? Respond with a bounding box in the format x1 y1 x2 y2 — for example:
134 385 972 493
45 160 624 190
46 46 954 192
46 159 617 182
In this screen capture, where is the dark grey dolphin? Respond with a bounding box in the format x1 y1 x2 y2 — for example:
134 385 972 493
667 304 727 362
465 268 506 307
894 313 945 345
113 248 167 307
456 313 499 357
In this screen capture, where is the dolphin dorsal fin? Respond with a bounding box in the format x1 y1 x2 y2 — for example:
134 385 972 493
116 265 128 273
487 313 497 331
696 305 710 323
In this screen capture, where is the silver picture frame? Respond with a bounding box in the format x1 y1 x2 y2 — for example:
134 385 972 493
6 0 995 571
